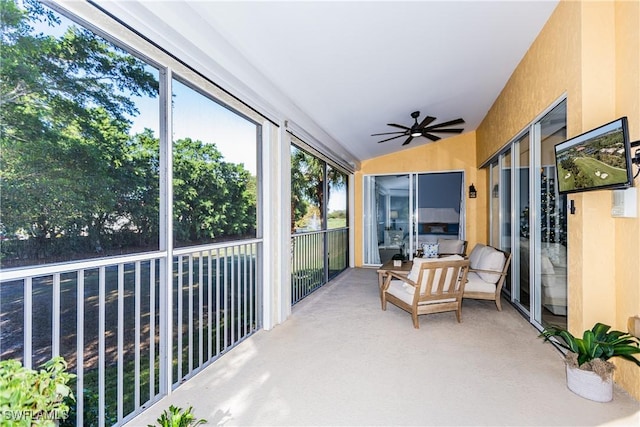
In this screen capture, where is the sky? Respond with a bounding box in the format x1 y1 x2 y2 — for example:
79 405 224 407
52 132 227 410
34 1 346 211
129 77 258 175
34 4 258 175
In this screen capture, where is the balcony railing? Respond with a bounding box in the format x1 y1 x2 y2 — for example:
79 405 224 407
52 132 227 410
0 239 261 427
291 228 348 305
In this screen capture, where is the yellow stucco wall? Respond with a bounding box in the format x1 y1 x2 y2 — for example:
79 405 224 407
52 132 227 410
476 0 640 399
354 132 486 267
613 0 640 397
475 0 582 164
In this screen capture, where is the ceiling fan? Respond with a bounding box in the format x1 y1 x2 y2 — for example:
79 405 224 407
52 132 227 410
372 111 465 146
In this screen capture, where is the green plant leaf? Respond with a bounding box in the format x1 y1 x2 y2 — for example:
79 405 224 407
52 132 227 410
150 405 207 427
541 322 640 367
591 322 611 339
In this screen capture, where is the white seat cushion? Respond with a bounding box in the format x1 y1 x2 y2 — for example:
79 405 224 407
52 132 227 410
386 279 415 304
387 279 457 306
464 272 497 293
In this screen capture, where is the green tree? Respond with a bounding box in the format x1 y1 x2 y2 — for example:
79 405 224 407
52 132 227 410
560 157 576 175
0 0 257 264
119 128 161 246
290 145 346 232
173 138 255 244
0 0 158 259
0 0 158 260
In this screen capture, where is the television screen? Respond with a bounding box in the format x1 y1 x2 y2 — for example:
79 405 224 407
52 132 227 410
554 117 632 194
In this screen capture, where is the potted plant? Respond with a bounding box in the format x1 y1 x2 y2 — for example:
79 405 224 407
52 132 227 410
149 405 206 427
541 322 640 402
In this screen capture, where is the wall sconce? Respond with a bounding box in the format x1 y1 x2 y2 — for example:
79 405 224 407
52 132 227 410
469 183 477 198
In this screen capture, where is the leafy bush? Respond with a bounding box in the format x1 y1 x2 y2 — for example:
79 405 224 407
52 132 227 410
150 405 206 427
0 356 75 426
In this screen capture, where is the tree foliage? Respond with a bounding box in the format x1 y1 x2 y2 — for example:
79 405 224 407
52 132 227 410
173 138 255 245
0 0 257 265
290 145 346 232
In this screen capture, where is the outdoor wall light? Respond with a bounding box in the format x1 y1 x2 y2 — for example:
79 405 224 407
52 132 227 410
469 183 477 198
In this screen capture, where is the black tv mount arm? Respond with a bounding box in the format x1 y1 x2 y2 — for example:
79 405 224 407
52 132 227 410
631 140 640 178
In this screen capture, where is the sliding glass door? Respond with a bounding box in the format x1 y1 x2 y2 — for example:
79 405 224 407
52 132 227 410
500 150 513 295
363 174 411 264
414 172 464 254
514 132 531 312
536 101 568 326
489 99 567 329
363 172 464 266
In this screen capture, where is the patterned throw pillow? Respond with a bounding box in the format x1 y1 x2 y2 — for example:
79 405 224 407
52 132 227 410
422 243 439 259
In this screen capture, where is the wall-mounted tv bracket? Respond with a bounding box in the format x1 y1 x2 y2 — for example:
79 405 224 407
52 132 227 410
632 140 640 179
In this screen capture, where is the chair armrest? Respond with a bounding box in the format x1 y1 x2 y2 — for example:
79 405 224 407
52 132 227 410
469 267 506 277
382 271 417 291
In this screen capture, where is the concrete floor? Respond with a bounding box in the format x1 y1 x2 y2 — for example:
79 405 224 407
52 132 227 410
127 268 640 426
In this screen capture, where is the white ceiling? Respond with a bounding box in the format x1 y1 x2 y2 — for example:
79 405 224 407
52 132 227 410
95 0 559 165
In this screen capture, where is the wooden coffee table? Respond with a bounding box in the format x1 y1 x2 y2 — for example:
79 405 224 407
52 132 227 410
376 259 412 289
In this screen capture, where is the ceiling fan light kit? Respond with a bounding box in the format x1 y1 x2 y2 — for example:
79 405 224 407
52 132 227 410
372 111 465 146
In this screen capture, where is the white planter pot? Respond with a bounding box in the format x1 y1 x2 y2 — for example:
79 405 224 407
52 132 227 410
566 364 613 402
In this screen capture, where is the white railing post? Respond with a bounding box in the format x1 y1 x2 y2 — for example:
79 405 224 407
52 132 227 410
23 277 32 370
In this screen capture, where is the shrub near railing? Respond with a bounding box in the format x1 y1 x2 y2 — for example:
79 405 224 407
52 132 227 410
0 357 75 427
0 233 157 268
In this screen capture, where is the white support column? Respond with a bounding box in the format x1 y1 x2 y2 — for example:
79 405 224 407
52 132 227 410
348 174 356 268
159 67 173 394
279 123 292 323
261 121 274 330
261 120 291 330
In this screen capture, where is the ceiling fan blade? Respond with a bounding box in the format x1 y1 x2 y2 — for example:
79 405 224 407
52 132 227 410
418 115 437 129
401 136 414 146
371 131 406 136
424 133 442 142
387 123 410 130
377 134 405 143
427 128 464 134
426 118 465 129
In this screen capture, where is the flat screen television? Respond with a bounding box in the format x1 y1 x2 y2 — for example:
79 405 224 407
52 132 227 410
554 117 633 194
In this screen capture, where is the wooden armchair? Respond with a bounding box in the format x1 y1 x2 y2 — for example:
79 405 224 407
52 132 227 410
380 255 470 329
463 244 512 311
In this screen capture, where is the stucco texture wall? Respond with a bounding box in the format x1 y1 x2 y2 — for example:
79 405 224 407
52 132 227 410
476 0 640 399
613 0 640 398
354 132 486 267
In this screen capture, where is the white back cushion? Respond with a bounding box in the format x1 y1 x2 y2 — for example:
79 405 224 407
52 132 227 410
407 255 464 294
468 243 488 269
437 238 465 255
476 247 506 284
